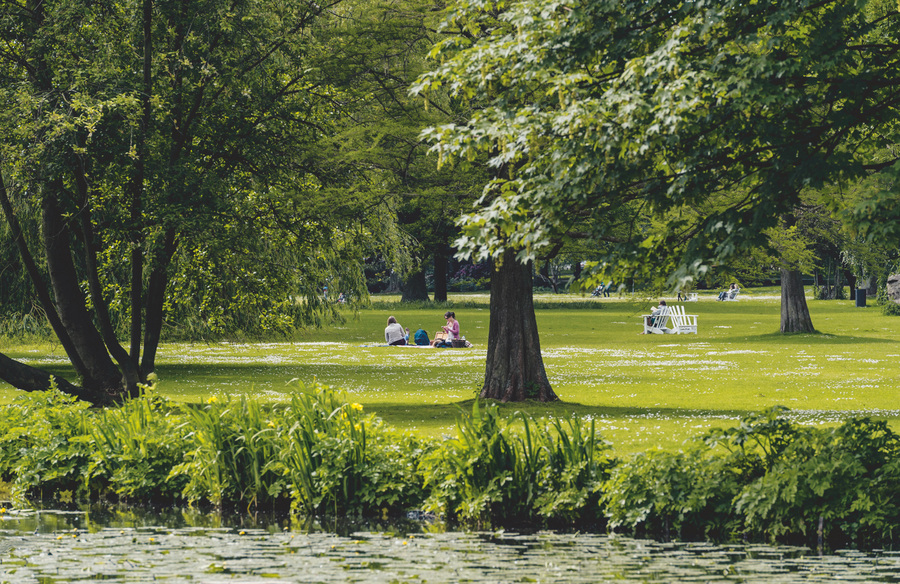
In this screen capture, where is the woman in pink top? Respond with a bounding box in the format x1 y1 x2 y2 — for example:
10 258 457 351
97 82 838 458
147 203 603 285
432 311 459 347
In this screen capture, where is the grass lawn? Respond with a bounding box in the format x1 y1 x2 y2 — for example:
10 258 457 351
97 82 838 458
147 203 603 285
2 287 898 454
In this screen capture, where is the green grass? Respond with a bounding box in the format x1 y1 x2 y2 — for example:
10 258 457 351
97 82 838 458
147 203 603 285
2 287 898 454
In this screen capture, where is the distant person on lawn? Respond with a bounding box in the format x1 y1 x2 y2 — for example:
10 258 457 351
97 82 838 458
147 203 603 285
385 316 409 346
717 283 739 301
641 300 670 334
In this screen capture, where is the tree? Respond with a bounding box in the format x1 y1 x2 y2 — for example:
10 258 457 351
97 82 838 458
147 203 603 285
0 0 390 403
414 0 900 399
307 0 486 303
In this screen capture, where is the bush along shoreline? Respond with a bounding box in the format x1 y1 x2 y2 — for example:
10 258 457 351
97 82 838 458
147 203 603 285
0 384 898 551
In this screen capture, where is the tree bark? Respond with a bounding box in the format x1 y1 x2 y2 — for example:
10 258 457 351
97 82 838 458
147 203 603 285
72 168 139 393
0 353 114 405
401 269 430 302
481 250 558 402
433 253 448 302
130 0 153 368
141 229 177 376
42 190 123 393
0 169 89 377
780 268 815 333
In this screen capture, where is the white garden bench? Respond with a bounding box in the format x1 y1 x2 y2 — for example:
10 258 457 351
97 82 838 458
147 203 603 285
641 304 698 334
668 304 698 334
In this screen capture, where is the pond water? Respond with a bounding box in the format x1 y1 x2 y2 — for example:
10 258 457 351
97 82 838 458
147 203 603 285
2 508 900 583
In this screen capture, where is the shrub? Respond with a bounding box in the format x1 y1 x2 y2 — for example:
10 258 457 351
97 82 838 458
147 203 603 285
90 391 191 501
735 418 900 547
3 387 900 548
421 402 615 528
0 385 94 501
170 393 287 508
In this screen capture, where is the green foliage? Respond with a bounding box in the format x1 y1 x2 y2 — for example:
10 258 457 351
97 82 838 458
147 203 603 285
414 0 900 291
876 280 900 316
603 448 743 542
605 407 900 547
90 390 190 501
0 311 51 341
170 394 287 507
267 382 428 516
0 0 402 400
0 384 94 500
734 418 900 546
421 402 614 528
3 382 900 546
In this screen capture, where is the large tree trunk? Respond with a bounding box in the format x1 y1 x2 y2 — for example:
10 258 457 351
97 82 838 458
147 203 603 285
781 268 815 333
481 250 558 402
401 269 430 302
0 171 89 377
42 190 123 393
0 183 124 405
433 253 448 302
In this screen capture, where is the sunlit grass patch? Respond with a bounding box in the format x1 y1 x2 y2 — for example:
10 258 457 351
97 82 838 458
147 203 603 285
1 289 898 453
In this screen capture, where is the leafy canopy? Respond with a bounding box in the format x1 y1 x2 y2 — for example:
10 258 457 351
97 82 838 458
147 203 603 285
412 0 900 287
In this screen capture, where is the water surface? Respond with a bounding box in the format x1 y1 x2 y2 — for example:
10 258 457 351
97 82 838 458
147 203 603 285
2 508 899 583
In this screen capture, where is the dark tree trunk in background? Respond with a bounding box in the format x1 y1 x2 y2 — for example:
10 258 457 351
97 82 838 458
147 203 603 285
481 250 558 402
401 269 429 302
433 253 448 302
573 260 582 282
845 270 857 301
537 261 559 293
781 268 815 333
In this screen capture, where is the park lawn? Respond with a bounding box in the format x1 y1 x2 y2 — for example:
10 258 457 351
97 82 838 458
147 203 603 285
1 288 897 454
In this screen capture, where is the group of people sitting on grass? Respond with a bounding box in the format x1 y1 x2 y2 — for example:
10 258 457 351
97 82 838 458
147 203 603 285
384 311 461 347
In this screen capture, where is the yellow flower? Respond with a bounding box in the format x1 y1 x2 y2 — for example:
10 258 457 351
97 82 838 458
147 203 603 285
350 403 363 411
267 421 276 428
207 396 218 404
0 507 6 514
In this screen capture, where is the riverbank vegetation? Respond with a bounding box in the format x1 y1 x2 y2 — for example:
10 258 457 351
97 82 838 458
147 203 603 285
1 382 899 551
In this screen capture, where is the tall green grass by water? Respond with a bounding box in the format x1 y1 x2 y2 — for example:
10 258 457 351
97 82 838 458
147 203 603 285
1 288 898 453
3 383 900 547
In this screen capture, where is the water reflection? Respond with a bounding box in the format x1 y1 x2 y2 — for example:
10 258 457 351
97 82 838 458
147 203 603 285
1 507 899 583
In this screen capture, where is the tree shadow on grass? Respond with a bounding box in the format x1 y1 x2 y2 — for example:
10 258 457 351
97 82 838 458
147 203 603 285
372 400 900 422
729 331 898 345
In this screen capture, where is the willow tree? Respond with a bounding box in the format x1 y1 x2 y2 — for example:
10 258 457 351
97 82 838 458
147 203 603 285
413 0 900 400
0 0 391 403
